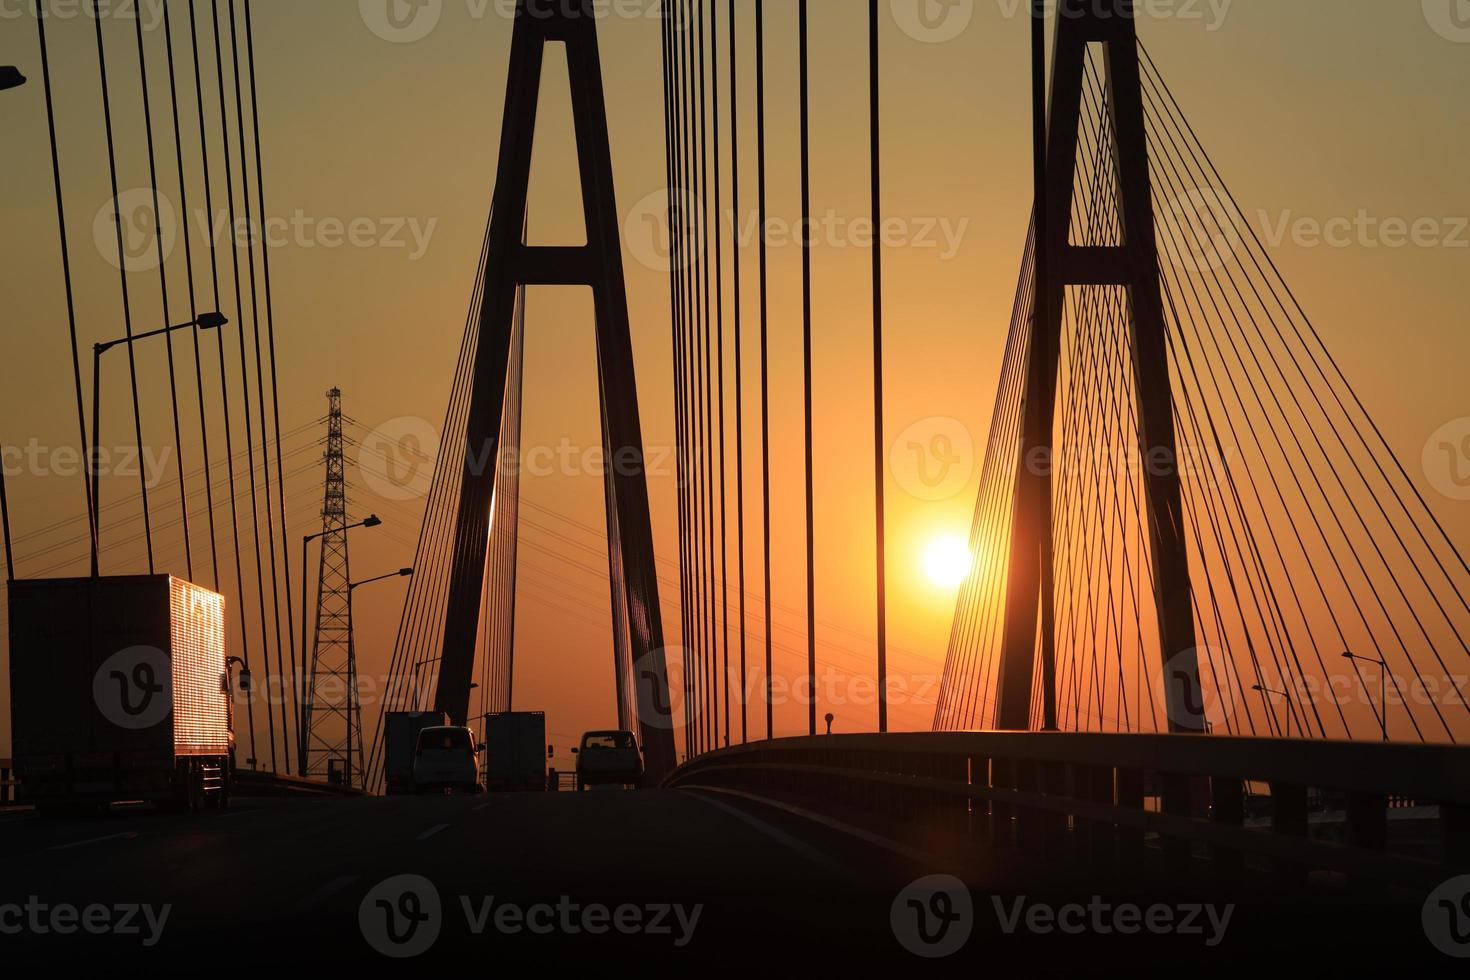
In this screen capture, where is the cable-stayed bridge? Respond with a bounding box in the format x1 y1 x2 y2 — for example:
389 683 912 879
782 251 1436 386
3 0 1469 969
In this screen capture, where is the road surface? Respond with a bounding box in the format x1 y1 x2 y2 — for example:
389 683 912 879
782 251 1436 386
0 788 1450 970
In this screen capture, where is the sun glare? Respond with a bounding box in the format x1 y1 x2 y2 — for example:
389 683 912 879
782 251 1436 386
922 534 973 590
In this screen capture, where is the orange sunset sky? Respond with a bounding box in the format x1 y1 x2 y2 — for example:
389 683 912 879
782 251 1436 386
1 1 1468 762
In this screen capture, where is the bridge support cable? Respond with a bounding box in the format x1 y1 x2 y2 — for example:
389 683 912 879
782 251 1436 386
797 0 818 739
223 0 289 772
868 0 888 734
709 0 731 750
660 3 695 761
131 6 194 584
675 0 708 756
161 2 222 596
729 0 748 745
755 0 774 744
1137 52 1468 740
32 3 97 568
243 0 299 773
187 0 258 768
207 0 285 770
91 0 157 573
691 0 711 754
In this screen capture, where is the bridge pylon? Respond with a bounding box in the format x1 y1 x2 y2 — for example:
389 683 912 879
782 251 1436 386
434 0 677 780
995 0 1204 733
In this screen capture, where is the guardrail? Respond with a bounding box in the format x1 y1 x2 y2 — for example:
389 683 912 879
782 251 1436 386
232 768 366 798
665 732 1470 890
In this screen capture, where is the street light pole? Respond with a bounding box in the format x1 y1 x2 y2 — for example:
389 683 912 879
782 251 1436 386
299 514 382 772
1342 651 1390 742
340 566 412 788
1252 684 1295 738
90 313 225 576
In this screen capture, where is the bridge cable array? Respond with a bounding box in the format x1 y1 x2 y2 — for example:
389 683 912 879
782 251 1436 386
660 0 895 754
934 42 1470 743
23 0 298 771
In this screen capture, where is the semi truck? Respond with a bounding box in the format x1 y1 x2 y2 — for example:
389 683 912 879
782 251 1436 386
383 710 447 795
8 575 237 814
482 711 549 792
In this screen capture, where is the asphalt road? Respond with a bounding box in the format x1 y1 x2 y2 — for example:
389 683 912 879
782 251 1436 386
0 788 927 968
0 789 1458 972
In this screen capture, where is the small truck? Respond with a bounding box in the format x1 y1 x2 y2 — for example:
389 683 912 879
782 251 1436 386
384 710 447 795
482 711 550 792
573 730 643 791
8 575 237 814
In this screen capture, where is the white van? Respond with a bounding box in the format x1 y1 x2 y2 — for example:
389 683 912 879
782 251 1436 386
411 726 482 794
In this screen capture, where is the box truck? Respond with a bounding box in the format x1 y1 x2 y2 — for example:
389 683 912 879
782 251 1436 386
482 711 548 792
8 576 236 814
383 710 447 795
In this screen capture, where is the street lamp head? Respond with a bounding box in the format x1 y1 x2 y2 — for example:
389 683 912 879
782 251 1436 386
363 514 383 528
195 311 228 330
0 67 25 91
399 567 414 577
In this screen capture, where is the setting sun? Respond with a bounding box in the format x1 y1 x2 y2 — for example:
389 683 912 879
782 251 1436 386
922 534 973 590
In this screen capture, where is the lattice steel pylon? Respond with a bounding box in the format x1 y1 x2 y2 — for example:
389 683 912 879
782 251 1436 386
300 388 363 786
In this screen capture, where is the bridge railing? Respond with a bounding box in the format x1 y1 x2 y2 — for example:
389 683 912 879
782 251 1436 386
665 733 1470 889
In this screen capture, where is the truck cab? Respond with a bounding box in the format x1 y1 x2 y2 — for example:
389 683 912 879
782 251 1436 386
572 730 643 791
411 726 482 795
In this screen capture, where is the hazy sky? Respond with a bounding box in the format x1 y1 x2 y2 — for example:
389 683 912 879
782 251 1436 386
1 1 1468 761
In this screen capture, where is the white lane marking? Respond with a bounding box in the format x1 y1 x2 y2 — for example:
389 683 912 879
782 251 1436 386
417 822 450 840
294 874 359 912
682 790 862 884
473 801 499 811
49 831 140 851
216 806 263 819
686 785 948 870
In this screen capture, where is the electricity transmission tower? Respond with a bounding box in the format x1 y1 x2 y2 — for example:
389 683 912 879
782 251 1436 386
300 388 363 786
